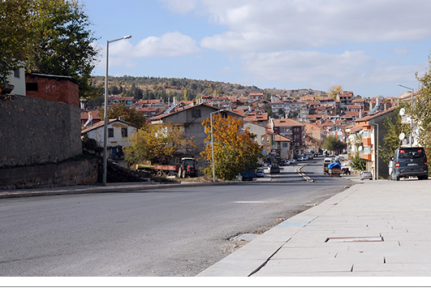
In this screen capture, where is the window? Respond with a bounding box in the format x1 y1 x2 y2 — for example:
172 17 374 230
192 109 201 118
26 83 38 91
121 128 128 137
283 143 288 148
14 69 20 78
108 128 114 138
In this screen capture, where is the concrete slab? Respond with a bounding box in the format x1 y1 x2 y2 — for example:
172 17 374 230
253 258 354 275
196 258 264 277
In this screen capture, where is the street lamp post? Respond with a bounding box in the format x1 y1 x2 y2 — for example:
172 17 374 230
210 110 224 182
103 35 132 185
397 84 414 147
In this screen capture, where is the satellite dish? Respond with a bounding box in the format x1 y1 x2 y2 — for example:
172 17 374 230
399 133 405 141
399 108 405 116
359 146 363 151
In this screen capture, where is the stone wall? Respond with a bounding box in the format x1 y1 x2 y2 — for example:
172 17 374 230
0 158 98 190
0 94 82 168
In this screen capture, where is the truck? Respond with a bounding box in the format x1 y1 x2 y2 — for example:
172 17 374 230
136 157 198 178
237 171 255 181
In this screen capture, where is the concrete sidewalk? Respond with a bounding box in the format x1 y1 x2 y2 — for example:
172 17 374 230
197 178 431 279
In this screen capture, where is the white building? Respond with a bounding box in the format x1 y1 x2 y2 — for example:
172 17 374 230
81 118 138 165
5 67 26 95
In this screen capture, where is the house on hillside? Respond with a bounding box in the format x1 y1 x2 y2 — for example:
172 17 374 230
250 93 264 101
150 102 244 174
337 91 354 109
270 118 305 156
81 109 102 127
81 117 138 167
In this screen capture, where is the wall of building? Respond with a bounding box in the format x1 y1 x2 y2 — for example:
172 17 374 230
25 74 79 107
6 67 26 96
0 94 82 168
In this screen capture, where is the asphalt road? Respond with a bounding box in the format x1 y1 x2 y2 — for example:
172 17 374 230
0 158 352 276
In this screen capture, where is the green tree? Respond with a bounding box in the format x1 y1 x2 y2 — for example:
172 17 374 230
99 104 147 128
278 108 285 117
124 123 197 165
323 135 344 153
200 114 262 180
378 107 406 164
350 153 366 171
1 0 99 98
413 55 431 160
0 0 34 84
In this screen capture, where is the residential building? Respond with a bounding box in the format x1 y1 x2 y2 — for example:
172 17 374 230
81 118 139 167
249 93 264 101
355 107 397 179
270 118 305 149
25 73 79 107
338 91 354 109
5 67 26 95
150 102 244 173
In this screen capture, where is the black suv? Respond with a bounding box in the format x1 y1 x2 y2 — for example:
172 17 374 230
391 147 428 181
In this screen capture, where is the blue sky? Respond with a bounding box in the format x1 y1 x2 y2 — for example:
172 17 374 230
82 0 431 98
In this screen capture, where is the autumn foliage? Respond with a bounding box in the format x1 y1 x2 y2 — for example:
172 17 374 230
124 123 197 165
201 114 262 180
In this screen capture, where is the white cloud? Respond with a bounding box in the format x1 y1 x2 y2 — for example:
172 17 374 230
195 0 431 52
95 32 200 67
133 32 200 57
240 50 422 88
159 0 198 14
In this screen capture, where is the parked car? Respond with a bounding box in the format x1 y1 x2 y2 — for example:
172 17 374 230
290 159 296 164
270 164 280 174
360 171 373 180
255 168 264 177
390 147 428 181
284 159 291 165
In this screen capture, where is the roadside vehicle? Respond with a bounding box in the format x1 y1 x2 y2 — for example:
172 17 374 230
290 159 296 164
323 158 332 175
305 152 313 160
390 147 428 181
360 171 373 180
285 159 291 165
136 157 197 178
270 164 280 174
237 171 255 181
255 168 264 177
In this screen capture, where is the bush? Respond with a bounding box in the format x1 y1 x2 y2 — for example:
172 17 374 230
350 153 366 171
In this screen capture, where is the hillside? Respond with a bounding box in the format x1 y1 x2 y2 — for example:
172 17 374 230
87 75 327 107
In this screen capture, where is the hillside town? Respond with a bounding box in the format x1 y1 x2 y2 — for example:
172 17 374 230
80 87 416 180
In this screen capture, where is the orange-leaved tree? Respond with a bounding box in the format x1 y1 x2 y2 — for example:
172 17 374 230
201 114 262 180
124 122 197 165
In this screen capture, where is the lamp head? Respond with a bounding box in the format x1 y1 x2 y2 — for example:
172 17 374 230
124 35 132 39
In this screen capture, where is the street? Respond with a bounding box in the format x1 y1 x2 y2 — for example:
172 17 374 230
0 159 352 276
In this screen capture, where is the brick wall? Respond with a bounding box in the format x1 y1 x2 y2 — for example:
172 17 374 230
25 74 79 107
0 94 82 168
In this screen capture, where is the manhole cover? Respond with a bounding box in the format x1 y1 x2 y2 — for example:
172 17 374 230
325 236 384 243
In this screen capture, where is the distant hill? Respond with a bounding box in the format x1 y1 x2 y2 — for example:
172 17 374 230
89 75 327 104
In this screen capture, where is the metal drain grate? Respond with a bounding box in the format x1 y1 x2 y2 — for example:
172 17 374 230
325 236 384 243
